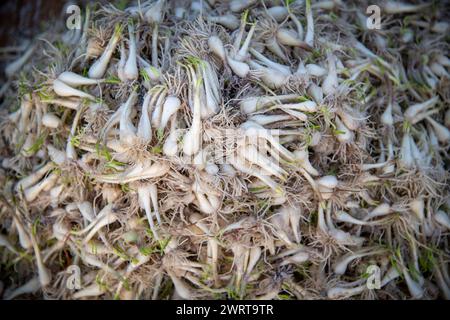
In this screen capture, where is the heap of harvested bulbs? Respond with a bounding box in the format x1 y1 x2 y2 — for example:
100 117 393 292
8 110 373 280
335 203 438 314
0 0 449 300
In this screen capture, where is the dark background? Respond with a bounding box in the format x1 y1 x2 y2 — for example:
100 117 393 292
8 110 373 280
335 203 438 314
0 0 76 47
0 0 118 84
